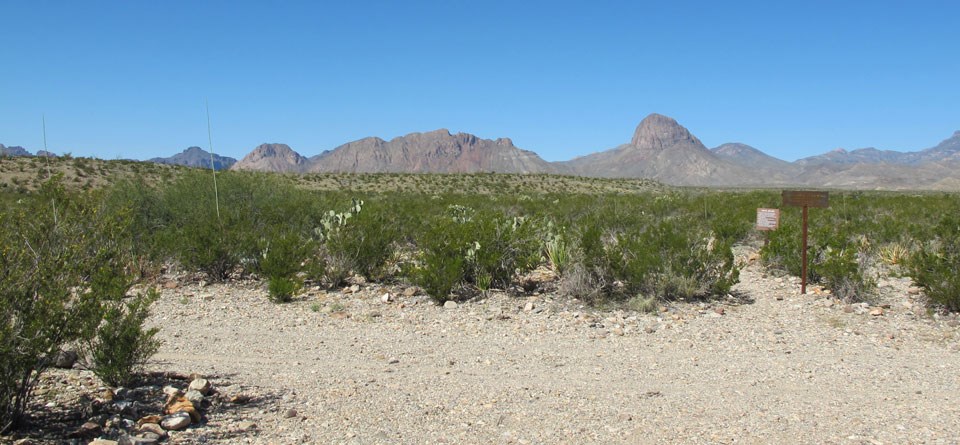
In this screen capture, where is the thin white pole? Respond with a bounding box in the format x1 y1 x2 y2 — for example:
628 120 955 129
205 100 221 223
42 115 58 225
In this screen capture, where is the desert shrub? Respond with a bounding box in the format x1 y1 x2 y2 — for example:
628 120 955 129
613 219 739 300
267 276 301 303
562 215 738 303
323 204 400 285
810 227 876 302
560 220 615 302
0 178 144 432
86 291 162 387
150 171 325 280
408 206 541 303
259 230 313 302
909 214 960 311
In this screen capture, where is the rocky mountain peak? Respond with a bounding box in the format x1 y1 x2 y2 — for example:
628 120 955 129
231 143 306 172
630 113 702 149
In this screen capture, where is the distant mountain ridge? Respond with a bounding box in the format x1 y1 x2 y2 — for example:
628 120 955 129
149 146 236 170
1 144 35 157
230 130 556 174
221 116 960 190
6 116 959 190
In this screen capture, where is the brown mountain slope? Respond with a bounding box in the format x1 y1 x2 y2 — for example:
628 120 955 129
231 143 308 172
712 143 792 170
307 129 556 174
559 114 770 186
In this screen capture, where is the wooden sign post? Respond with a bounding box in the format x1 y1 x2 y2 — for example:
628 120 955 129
781 191 829 294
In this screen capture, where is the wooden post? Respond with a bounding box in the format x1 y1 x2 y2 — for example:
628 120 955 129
782 191 829 295
801 205 808 294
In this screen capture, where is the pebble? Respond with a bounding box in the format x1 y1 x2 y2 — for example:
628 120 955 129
185 389 205 404
381 293 393 303
285 408 299 418
160 412 192 431
137 423 167 438
189 378 212 395
237 421 257 432
443 301 458 309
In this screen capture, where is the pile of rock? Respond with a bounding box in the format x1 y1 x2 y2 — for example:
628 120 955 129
72 375 216 445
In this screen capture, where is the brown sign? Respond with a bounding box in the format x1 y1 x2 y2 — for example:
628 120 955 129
782 190 829 208
756 208 780 231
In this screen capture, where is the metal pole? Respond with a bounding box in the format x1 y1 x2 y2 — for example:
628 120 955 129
801 205 808 294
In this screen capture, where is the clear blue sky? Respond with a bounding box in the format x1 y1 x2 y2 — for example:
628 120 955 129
2 0 958 162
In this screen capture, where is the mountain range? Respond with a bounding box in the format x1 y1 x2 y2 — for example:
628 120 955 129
228 113 960 190
4 114 959 190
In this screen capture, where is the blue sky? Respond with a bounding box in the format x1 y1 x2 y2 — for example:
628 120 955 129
2 0 958 162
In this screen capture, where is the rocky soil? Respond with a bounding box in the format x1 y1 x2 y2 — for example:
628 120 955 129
7 250 960 444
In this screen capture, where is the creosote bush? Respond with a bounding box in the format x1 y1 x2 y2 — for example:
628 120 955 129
409 206 541 303
0 178 158 432
909 214 960 311
86 291 162 387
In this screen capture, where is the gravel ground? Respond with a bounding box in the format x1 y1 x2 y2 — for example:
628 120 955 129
142 252 960 445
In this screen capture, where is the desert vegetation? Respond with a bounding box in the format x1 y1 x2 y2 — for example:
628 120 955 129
2 163 959 433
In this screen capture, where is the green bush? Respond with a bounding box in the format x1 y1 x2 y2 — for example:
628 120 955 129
408 207 541 303
323 205 399 285
0 178 145 432
86 291 162 387
909 215 960 311
267 276 302 303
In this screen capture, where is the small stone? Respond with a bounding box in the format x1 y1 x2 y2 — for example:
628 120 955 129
843 305 855 313
403 287 418 297
237 421 257 432
188 378 211 395
349 284 361 293
132 435 160 444
284 409 298 418
160 412 191 431
163 281 178 289
523 302 535 312
443 301 458 309
644 325 656 334
185 389 205 404
713 307 725 316
89 440 119 445
612 327 625 336
54 349 79 369
381 293 393 303
907 287 922 295
869 307 884 317
387 357 400 364
68 421 102 438
13 439 36 445
137 423 167 438
137 415 163 426
99 388 116 401
162 386 181 398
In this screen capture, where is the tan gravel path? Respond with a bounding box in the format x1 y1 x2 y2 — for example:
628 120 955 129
148 257 960 444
